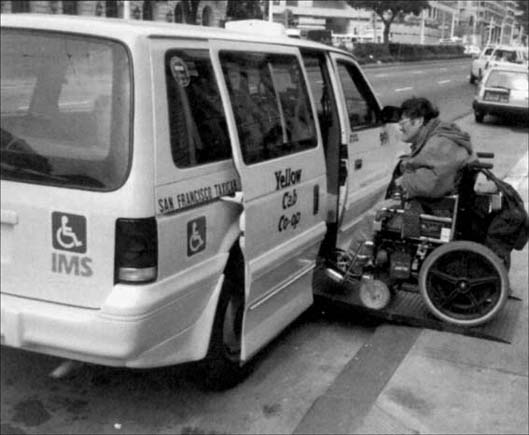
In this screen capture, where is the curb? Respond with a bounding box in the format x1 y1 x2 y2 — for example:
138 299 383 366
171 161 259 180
293 325 422 435
504 150 529 192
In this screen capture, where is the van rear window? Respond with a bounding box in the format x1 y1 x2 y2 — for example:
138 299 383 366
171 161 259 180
0 29 131 190
220 51 317 165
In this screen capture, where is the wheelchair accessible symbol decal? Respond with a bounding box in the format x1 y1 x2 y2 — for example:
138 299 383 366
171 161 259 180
187 216 206 256
52 212 87 254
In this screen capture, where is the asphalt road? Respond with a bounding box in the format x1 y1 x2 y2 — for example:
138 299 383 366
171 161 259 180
1 58 527 435
364 58 476 121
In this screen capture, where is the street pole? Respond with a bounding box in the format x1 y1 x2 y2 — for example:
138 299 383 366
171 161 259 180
123 0 130 20
487 16 493 45
268 0 273 22
372 11 377 43
420 9 425 45
450 11 455 39
441 10 446 40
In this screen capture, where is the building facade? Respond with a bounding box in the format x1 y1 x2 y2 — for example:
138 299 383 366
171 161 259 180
457 0 520 46
0 1 228 26
1 0 525 47
269 0 383 41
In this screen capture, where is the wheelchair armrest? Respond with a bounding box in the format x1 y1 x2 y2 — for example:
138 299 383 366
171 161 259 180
476 152 494 159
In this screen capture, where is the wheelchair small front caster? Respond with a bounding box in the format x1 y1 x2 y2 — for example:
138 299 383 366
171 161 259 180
359 275 391 310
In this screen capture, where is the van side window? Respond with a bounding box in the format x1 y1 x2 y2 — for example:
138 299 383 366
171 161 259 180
220 51 317 165
165 49 231 168
301 51 339 151
337 61 380 130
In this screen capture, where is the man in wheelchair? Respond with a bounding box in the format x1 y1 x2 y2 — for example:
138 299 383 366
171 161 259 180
327 97 528 327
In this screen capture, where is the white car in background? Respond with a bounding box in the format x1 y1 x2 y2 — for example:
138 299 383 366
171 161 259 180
470 45 495 84
473 64 529 123
464 44 481 56
483 45 528 74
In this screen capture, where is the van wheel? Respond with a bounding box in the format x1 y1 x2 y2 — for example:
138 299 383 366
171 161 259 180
475 110 485 123
200 277 249 390
469 72 476 84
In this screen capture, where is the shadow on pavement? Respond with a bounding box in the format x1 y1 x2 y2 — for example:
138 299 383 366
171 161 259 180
479 115 529 133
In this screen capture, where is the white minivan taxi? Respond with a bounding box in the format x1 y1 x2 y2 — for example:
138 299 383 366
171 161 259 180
1 15 402 389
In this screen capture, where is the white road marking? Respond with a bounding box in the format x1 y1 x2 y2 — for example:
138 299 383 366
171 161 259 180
438 80 451 84
440 68 448 71
375 73 389 77
395 87 413 92
412 70 424 74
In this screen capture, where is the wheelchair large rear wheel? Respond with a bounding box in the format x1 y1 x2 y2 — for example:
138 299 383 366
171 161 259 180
418 241 509 327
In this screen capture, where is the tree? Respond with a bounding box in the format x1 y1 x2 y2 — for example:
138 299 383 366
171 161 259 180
346 0 429 44
226 0 263 21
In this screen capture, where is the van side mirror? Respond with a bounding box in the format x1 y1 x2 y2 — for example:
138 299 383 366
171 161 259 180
381 105 401 123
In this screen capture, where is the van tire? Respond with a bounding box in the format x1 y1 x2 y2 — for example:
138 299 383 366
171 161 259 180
475 110 485 123
200 269 249 390
469 72 476 84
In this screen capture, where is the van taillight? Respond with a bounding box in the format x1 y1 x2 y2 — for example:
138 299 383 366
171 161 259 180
115 217 157 284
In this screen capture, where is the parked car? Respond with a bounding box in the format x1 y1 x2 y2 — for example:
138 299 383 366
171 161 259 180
464 44 481 56
473 64 529 123
470 45 495 84
483 45 528 74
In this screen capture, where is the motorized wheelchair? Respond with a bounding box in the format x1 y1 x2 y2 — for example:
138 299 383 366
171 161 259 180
324 152 510 327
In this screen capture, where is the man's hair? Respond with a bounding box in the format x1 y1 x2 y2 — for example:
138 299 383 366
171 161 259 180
400 97 439 123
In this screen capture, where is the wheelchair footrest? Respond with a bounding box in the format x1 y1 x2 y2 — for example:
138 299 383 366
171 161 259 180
313 269 522 344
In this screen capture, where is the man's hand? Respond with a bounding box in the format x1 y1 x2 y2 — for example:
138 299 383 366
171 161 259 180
377 198 403 211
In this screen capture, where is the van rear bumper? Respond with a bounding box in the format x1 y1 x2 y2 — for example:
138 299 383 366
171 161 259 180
0 275 224 368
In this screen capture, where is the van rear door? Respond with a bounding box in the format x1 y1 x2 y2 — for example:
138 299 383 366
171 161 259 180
1 29 132 308
212 42 327 360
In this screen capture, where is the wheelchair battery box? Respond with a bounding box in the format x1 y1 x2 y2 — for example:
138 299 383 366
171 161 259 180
390 251 412 279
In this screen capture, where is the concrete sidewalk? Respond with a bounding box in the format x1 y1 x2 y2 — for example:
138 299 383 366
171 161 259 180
295 115 529 435
354 164 528 434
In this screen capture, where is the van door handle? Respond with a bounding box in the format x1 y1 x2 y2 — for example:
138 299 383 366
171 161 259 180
354 159 363 170
1 209 18 225
380 131 389 146
220 191 243 205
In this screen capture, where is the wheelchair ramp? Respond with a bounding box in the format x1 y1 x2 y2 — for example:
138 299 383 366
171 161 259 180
313 270 522 344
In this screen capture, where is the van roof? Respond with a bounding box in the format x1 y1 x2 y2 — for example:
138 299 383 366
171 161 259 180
1 14 350 54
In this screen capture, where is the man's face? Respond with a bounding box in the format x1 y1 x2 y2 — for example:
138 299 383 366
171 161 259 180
399 115 423 144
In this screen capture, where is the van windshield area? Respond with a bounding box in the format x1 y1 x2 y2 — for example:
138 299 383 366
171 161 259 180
220 51 317 165
0 29 131 190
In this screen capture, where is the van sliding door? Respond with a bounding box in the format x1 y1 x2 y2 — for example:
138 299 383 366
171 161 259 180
211 42 327 360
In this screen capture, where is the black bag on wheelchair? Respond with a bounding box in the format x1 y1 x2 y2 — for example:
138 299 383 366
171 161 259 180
475 170 529 258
